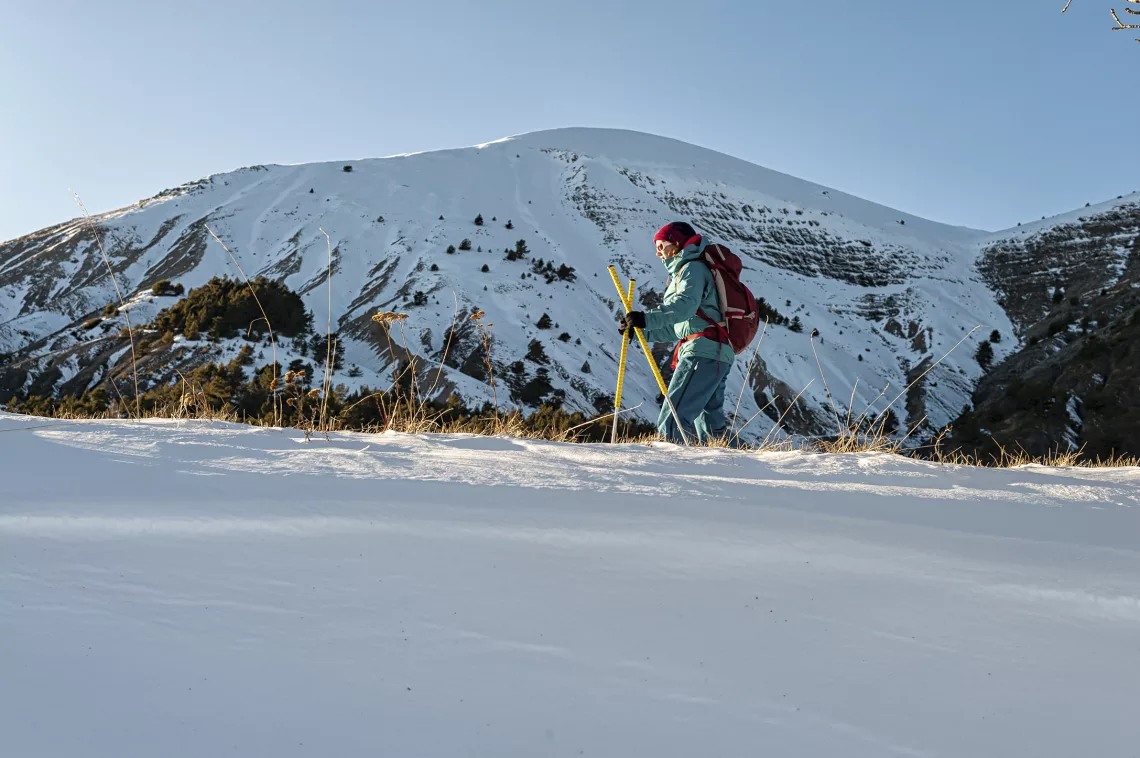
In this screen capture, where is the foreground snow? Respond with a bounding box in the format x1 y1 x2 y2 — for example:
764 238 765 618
3 413 1140 757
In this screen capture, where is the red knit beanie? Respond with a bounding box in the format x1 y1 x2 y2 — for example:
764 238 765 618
653 221 700 249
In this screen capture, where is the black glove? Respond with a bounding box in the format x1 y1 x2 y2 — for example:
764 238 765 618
618 311 646 334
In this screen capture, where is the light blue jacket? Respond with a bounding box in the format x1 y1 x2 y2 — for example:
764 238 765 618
642 238 736 364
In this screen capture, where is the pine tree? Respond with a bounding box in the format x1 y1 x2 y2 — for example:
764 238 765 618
790 316 803 333
558 332 571 342
506 239 529 262
581 360 591 374
536 313 553 329
480 264 489 273
975 340 994 371
446 245 456 254
430 263 439 272
474 214 484 226
526 339 549 364
990 329 1001 343
459 239 472 251
505 219 514 230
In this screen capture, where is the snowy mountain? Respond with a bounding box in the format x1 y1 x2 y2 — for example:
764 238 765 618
0 126 1109 440
4 413 1140 756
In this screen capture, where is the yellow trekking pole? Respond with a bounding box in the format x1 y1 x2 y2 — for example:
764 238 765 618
611 279 635 443
608 266 690 445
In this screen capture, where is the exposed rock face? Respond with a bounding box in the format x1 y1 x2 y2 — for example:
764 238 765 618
978 201 1140 331
945 198 1140 458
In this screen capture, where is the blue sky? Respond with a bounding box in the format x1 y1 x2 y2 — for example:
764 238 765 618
1 0 1136 242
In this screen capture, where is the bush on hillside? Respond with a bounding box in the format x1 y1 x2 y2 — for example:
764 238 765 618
152 276 311 341
151 279 185 297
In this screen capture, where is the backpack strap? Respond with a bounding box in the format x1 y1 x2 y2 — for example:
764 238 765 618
666 259 730 368
671 313 731 369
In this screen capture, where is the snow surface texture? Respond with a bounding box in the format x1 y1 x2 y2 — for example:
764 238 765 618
3 412 1140 757
0 128 1033 438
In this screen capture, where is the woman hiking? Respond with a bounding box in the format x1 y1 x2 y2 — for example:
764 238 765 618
617 222 737 444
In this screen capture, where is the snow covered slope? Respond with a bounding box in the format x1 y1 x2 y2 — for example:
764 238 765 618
3 413 1139 756
0 128 1016 439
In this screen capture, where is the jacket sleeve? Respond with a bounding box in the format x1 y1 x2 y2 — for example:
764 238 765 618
642 264 705 342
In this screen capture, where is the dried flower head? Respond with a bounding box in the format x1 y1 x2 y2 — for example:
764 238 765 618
372 310 408 325
307 388 321 399
470 310 486 321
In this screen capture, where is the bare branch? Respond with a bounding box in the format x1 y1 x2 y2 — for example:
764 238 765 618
1111 7 1140 27
1111 6 1140 39
1064 0 1140 39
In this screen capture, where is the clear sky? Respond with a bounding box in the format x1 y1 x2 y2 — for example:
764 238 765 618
1 0 1136 243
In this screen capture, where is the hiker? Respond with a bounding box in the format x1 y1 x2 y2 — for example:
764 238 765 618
618 221 739 444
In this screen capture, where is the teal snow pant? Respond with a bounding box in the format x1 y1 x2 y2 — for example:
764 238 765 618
657 355 732 444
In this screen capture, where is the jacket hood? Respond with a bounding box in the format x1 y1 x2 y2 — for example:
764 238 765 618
662 235 709 276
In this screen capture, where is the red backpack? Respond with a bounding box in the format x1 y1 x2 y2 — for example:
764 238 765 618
672 242 761 368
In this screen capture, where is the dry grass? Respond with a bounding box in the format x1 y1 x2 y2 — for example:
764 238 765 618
318 228 335 433
919 434 1140 468
72 191 141 419
7 391 1139 468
